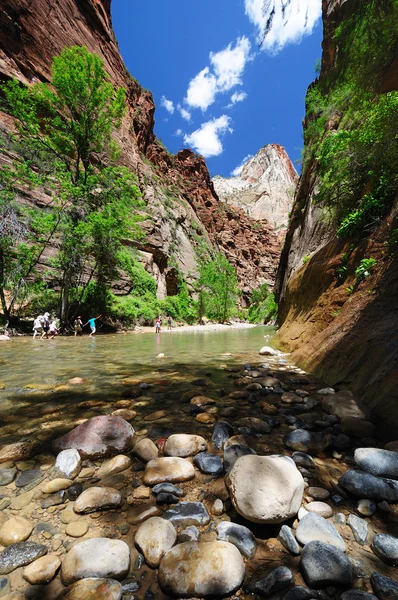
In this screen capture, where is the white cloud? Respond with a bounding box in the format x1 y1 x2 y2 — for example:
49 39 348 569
160 95 175 114
185 37 251 112
231 154 253 177
175 129 183 137
245 0 322 52
177 104 192 122
230 91 248 105
184 115 232 158
185 67 218 111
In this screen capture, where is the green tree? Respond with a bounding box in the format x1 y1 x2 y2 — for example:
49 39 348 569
248 283 278 324
198 253 239 323
1 46 142 324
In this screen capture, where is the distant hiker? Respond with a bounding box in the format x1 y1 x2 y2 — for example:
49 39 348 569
167 316 172 331
155 317 161 333
41 313 50 339
33 315 43 338
74 316 83 337
49 319 59 340
85 315 101 337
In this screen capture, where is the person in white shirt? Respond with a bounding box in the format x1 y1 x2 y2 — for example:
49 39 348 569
33 315 43 338
49 319 58 340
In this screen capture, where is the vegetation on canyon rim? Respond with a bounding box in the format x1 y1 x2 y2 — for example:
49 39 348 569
304 0 398 240
0 46 275 327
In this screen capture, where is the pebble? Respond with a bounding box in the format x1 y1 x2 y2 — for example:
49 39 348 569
296 513 346 551
278 524 301 555
22 554 61 584
42 479 72 494
41 490 66 508
226 454 304 524
193 452 223 476
371 533 398 565
143 457 195 485
0 542 48 575
111 408 136 420
300 540 353 587
97 455 132 478
283 586 317 600
133 439 159 463
211 498 224 515
61 537 130 584
195 413 216 424
306 501 333 518
348 514 368 545
163 501 210 527
0 517 33 546
339 470 398 502
152 483 184 497
236 417 272 434
74 487 122 513
249 565 294 597
0 469 16 486
60 504 80 524
283 430 332 454
134 517 177 567
307 487 329 500
178 525 199 542
164 434 207 457
217 521 256 558
127 503 161 525
190 395 215 407
54 449 82 479
371 572 398 599
60 578 123 599
355 448 398 479
334 512 346 525
65 522 89 538
357 499 376 516
292 452 314 468
158 541 245 598
15 469 42 488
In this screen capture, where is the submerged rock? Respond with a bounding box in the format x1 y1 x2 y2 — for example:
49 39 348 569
152 482 184 497
61 538 130 584
0 468 16 486
158 541 245 598
53 416 135 459
347 514 368 545
283 430 332 454
226 454 304 524
133 439 158 463
97 455 131 478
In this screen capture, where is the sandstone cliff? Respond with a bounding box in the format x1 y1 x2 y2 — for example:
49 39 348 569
0 0 281 301
213 144 297 235
275 0 398 433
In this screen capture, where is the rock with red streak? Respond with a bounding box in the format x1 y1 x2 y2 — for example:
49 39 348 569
52 416 134 459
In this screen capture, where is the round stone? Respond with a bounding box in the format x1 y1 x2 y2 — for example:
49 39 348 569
306 502 333 518
54 449 82 479
164 434 207 458
226 454 304 524
61 538 130 584
42 479 72 494
357 499 377 517
60 578 123 600
371 533 398 565
354 448 398 479
0 517 33 546
22 554 61 584
300 540 353 587
193 452 223 476
195 413 216 424
159 541 245 598
296 513 346 551
307 487 329 500
74 487 122 514
97 455 132 478
134 517 177 568
111 409 136 420
339 469 398 502
133 439 159 463
65 522 89 538
217 521 256 558
143 457 195 485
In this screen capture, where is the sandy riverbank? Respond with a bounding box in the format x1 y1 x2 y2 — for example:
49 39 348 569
126 322 260 334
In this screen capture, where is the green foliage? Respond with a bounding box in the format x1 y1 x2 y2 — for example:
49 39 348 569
302 1 398 238
302 255 310 264
335 252 349 282
248 284 278 324
197 253 239 323
345 285 354 296
355 258 377 282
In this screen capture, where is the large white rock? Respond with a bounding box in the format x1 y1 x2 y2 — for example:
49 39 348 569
164 434 207 458
226 454 304 524
135 517 176 567
53 449 81 479
143 457 195 485
259 346 277 356
61 538 130 584
159 541 245 598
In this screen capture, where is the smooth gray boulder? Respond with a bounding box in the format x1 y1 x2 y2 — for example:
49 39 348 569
355 448 398 479
300 540 353 587
371 572 398 599
163 502 210 527
283 430 332 455
61 538 130 584
296 513 346 551
217 522 256 558
278 524 300 555
249 565 294 597
371 533 398 565
339 470 398 502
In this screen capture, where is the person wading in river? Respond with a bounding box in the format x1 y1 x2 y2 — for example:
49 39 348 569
40 313 50 339
73 316 83 337
84 315 101 337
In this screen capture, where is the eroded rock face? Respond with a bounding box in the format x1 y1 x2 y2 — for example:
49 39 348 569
226 454 304 524
53 416 135 459
158 541 245 598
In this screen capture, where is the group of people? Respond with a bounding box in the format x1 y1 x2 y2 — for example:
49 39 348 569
32 314 101 338
155 315 172 333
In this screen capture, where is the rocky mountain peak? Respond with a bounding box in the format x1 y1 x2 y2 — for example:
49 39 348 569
213 144 298 234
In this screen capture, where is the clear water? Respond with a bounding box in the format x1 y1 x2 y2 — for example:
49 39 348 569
0 326 277 443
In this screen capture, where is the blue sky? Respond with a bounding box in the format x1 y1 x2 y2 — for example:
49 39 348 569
111 0 323 177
